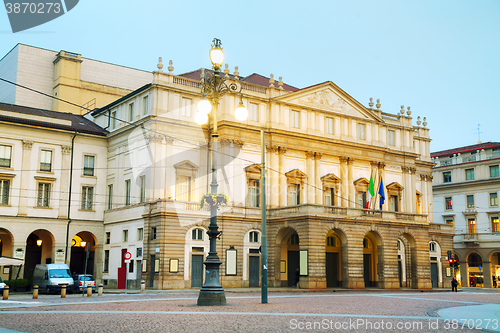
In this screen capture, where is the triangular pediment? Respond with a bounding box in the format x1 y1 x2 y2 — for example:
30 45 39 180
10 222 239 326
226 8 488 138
174 160 198 170
285 168 307 179
321 173 340 183
387 182 404 190
353 177 370 186
244 163 262 173
272 82 382 122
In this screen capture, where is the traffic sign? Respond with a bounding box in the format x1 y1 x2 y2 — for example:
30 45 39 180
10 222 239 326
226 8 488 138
124 252 132 260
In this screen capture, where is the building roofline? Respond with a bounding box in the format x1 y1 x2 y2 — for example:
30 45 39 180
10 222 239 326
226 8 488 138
91 83 151 117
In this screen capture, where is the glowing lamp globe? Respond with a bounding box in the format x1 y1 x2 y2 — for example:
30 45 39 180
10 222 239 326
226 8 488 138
210 47 224 68
195 112 209 125
234 104 248 121
197 98 212 115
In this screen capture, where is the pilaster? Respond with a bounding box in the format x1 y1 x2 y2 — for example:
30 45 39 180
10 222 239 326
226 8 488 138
18 140 33 216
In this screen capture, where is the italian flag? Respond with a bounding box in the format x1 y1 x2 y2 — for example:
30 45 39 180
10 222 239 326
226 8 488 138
366 174 375 209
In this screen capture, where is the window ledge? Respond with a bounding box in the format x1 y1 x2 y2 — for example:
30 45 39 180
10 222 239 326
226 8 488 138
0 204 11 207
81 175 97 179
33 206 52 209
0 167 14 171
37 170 54 175
78 209 96 212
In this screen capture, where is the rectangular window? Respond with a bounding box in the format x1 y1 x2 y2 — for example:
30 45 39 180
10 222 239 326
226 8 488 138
490 165 499 178
249 103 259 122
176 176 192 201
357 123 366 140
291 111 300 128
388 130 395 146
445 197 453 210
37 183 51 207
289 184 300 205
390 195 398 212
490 193 498 207
492 217 500 232
104 250 109 272
129 260 134 273
248 179 260 208
325 117 333 134
105 232 110 245
107 184 113 210
81 186 93 210
143 96 149 115
83 155 95 176
325 187 335 206
137 228 144 241
123 230 128 242
111 111 117 129
465 168 474 180
125 180 131 206
0 145 12 168
467 195 474 208
40 150 52 172
468 219 476 233
445 219 454 225
129 103 134 121
140 176 146 203
192 229 203 240
181 97 192 117
151 227 157 240
136 247 142 257
443 171 451 183
0 179 9 205
358 191 367 209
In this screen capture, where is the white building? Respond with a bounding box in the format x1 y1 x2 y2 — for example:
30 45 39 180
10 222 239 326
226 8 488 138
0 102 107 285
432 142 500 288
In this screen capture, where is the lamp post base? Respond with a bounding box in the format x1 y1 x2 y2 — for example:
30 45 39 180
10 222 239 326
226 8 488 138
197 287 227 306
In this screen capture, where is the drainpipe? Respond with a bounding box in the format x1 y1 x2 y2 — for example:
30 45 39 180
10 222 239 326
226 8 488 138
64 130 77 263
104 109 111 130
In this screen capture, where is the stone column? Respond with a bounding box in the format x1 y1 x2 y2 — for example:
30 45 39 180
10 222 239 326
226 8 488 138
345 238 364 288
339 157 348 207
401 166 409 213
315 153 322 204
412 238 432 289
305 151 315 204
58 146 72 218
410 168 417 213
420 174 429 215
268 146 279 207
348 158 355 208
279 147 287 207
427 174 433 221
18 140 33 216
165 138 174 199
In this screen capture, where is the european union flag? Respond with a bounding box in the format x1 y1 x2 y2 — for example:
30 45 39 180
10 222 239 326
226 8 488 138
378 176 385 210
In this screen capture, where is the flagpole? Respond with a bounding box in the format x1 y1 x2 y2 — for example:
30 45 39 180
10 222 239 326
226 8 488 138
373 165 381 210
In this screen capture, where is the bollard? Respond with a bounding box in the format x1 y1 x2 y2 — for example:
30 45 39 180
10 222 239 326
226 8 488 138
3 286 9 300
33 285 39 299
87 285 92 297
98 284 103 297
141 280 145 292
61 285 66 298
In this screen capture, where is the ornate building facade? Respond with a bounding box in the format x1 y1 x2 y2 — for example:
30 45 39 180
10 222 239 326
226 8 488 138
91 60 453 290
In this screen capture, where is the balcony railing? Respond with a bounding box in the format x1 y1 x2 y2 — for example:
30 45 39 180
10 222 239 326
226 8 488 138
462 233 478 242
462 155 477 163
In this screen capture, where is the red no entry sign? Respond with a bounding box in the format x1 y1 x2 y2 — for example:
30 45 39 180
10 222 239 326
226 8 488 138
124 252 132 260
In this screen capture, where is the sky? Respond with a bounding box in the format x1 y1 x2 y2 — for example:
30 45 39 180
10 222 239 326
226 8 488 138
0 0 499 152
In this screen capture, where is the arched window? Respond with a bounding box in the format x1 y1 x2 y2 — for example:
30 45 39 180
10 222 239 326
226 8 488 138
192 228 204 241
429 242 436 252
289 233 299 245
249 231 259 243
326 236 336 247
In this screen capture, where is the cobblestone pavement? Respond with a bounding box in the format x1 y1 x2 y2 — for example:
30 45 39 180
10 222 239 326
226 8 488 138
0 289 499 333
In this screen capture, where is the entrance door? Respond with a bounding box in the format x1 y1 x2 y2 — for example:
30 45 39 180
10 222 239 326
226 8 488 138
326 252 339 287
430 262 438 288
363 253 371 287
287 251 299 287
150 255 155 288
136 260 142 287
249 256 260 287
191 254 204 287
117 249 127 289
398 261 402 287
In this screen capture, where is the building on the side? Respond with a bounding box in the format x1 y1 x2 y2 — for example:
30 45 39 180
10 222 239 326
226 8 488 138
0 102 108 285
90 58 453 290
431 142 500 288
0 44 151 114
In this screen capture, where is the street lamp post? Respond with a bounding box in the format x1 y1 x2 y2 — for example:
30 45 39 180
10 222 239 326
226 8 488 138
196 38 247 306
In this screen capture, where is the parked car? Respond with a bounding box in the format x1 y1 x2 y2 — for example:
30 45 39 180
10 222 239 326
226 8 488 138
73 274 96 292
0 276 6 291
32 264 74 294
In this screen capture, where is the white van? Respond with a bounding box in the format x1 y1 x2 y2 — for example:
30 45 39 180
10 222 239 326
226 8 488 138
32 264 74 294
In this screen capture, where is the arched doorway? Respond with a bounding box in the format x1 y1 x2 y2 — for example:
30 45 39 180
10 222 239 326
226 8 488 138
399 233 417 288
362 234 378 287
24 230 54 279
490 252 500 288
0 228 14 280
70 232 97 276
325 230 343 288
467 252 483 287
429 241 442 288
275 227 299 287
397 239 406 287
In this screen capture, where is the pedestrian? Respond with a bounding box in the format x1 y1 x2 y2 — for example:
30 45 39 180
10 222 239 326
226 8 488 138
293 268 300 288
451 277 458 292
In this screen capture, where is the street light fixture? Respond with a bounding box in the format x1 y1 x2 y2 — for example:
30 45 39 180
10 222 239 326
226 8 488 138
196 38 247 306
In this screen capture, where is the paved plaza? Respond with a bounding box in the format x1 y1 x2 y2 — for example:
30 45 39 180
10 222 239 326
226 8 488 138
0 288 499 332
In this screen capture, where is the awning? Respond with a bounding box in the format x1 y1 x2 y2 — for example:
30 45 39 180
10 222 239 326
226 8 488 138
0 256 24 266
